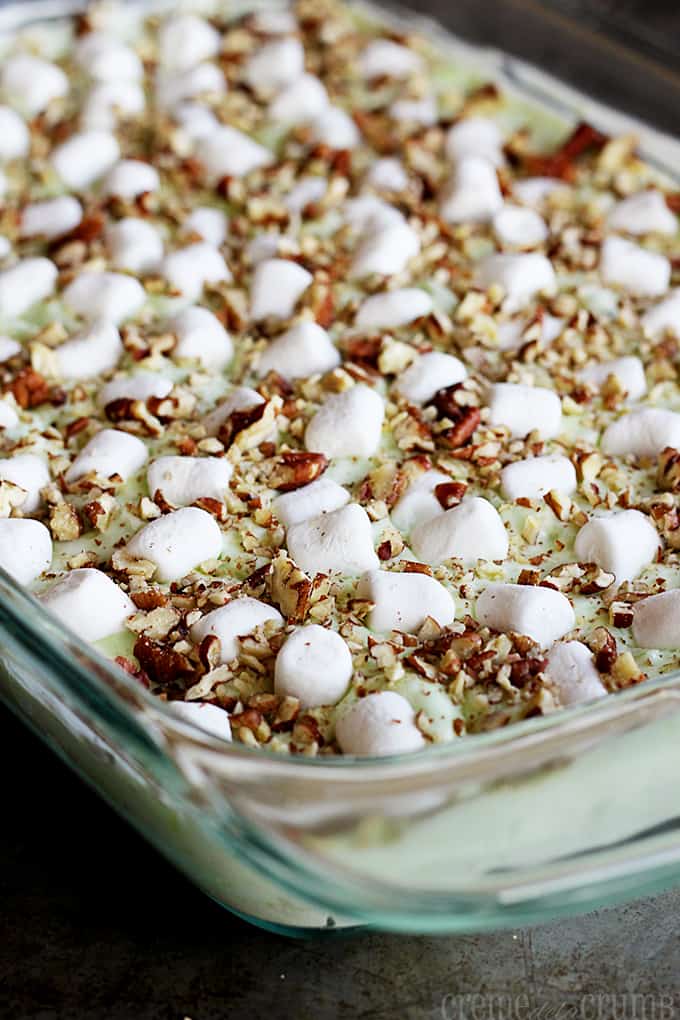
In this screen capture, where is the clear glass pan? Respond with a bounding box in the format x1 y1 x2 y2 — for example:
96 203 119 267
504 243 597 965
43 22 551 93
2 0 680 936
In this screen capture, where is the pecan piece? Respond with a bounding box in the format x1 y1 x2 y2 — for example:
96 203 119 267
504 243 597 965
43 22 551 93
521 121 609 180
658 447 680 492
434 481 467 509
269 451 328 491
5 369 51 409
133 635 194 687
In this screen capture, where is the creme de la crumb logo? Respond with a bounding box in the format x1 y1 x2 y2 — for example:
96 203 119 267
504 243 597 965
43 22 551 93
440 993 677 1020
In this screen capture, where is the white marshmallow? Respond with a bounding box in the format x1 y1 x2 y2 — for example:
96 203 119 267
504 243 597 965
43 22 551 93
365 157 409 192
251 9 298 34
356 288 433 331
633 590 680 649
40 568 134 641
496 312 564 351
159 15 220 72
82 80 146 129
162 243 231 301
257 321 339 379
350 221 420 278
343 195 404 233
106 218 163 274
358 569 456 633
99 371 173 406
173 101 220 142
284 176 326 214
336 691 424 756
156 63 226 110
641 289 680 340
269 74 329 125
0 337 20 361
272 476 350 528
310 106 360 149
580 355 646 401
64 271 146 324
393 351 467 406
54 321 123 380
391 469 450 533
305 384 384 459
475 253 556 312
2 55 68 116
493 204 548 248
190 597 282 663
601 408 680 459
203 386 264 437
171 305 233 370
243 37 304 93
147 455 232 507
0 237 10 259
445 117 504 166
359 40 422 80
477 582 575 648
608 190 677 236
513 177 566 208
500 454 576 502
390 95 437 126
66 429 148 485
51 131 120 190
0 258 57 318
0 518 52 585
0 453 49 513
102 159 160 199
20 196 82 240
287 503 379 576
75 32 143 81
487 382 562 439
410 496 508 566
546 641 607 706
0 106 30 161
183 206 228 246
169 701 231 742
275 624 353 708
250 258 312 321
126 506 222 581
440 156 503 224
574 509 660 584
600 235 670 298
0 400 19 428
200 125 272 179
245 232 283 264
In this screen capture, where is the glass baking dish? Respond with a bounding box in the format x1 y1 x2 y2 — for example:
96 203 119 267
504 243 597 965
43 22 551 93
2 0 680 937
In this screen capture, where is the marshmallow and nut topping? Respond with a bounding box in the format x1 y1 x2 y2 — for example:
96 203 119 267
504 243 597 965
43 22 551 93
1 0 679 756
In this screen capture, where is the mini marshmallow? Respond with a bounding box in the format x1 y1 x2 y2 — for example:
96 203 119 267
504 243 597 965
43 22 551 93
161 243 231 301
183 206 228 246
126 506 222 581
190 597 282 663
0 453 49 513
20 196 82 240
102 159 160 199
287 503 379 576
51 131 120 190
390 469 450 533
284 176 326 214
393 351 467 406
256 321 339 379
580 355 646 401
445 117 504 166
75 32 143 81
173 101 220 141
475 253 556 312
633 590 680 649
0 400 19 428
147 455 232 507
0 238 9 260
350 220 420 278
410 496 508 566
250 258 312 321
0 106 30 161
500 454 577 502
269 73 329 125
0 519 52 585
440 156 503 224
477 582 575 648
600 235 670 298
493 204 548 248
358 569 456 633
274 624 353 708
169 701 231 742
155 63 226 110
0 337 20 361
245 232 284 264
1 55 68 116
641 289 680 340
243 36 304 93
513 177 566 208
365 157 409 192
390 95 437 126
305 384 384 459
0 258 57 318
608 189 677 236
343 195 404 233
601 408 680 459
81 80 145 129
159 14 220 72
310 106 360 149
356 288 433 331
55 321 123 380
272 476 350 528
171 305 233 370
574 509 660 584
487 382 562 439
336 691 424 756
546 641 607 706
203 386 264 437
106 218 163 274
359 40 422 80
200 126 272 179
99 371 173 406
66 429 147 484
40 568 134 641
251 8 298 34
64 271 145 324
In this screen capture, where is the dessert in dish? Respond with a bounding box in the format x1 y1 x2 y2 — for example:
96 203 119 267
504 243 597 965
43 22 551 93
0 0 678 757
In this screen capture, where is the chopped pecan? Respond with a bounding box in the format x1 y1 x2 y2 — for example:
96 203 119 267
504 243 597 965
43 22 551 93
48 501 82 541
193 497 228 522
658 447 680 492
269 451 328 491
198 634 222 671
133 635 194 687
520 121 609 180
438 406 481 449
131 589 168 611
587 627 617 673
5 369 51 409
434 481 467 509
